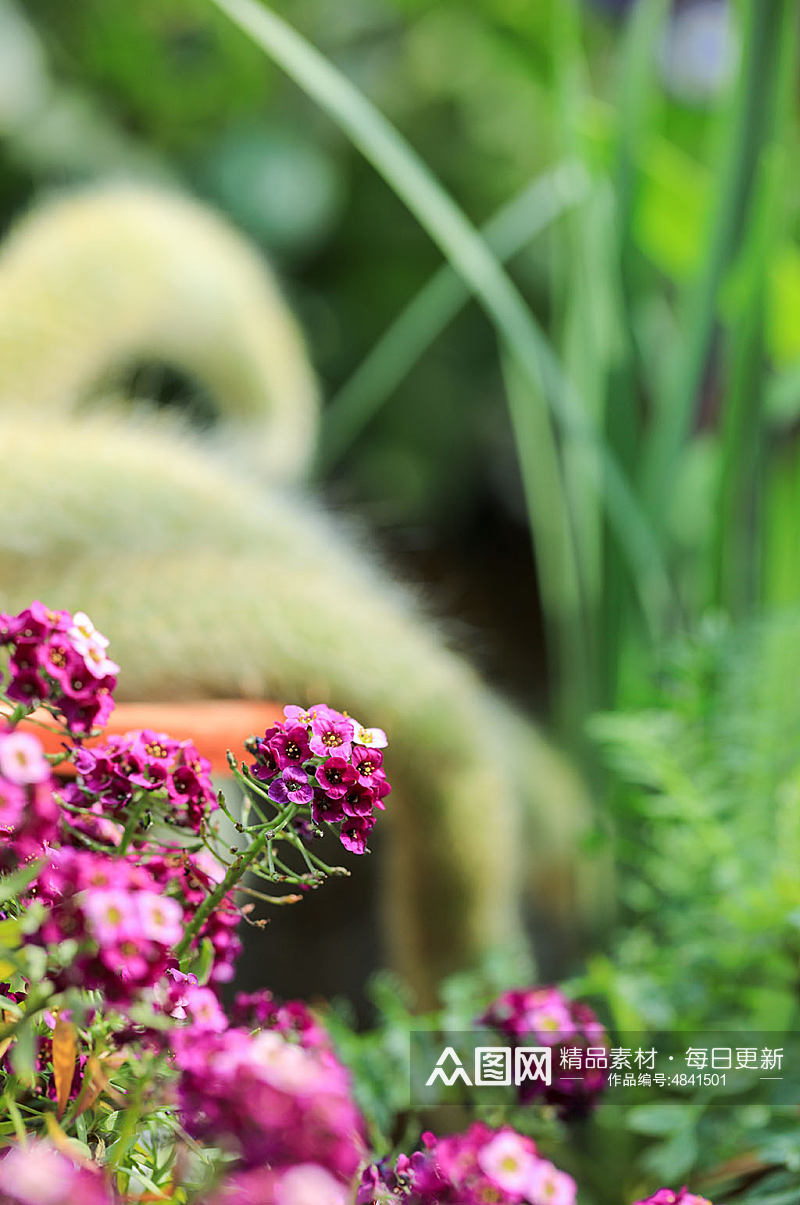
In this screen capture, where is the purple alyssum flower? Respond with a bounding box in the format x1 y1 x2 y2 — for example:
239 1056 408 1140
268 765 315 806
308 712 355 760
250 704 391 855
357 1123 576 1205
0 602 117 735
479 985 609 1118
69 730 217 835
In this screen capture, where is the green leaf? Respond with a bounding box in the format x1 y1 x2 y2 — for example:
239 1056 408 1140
641 1126 698 1181
187 937 215 987
626 1102 701 1136
0 861 42 905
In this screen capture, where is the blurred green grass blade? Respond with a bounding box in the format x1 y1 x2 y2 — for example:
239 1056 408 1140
714 144 794 613
209 0 674 633
600 0 669 702
500 350 588 726
764 441 800 607
734 15 798 612
613 0 669 241
550 0 610 702
711 269 767 613
643 0 793 519
584 100 800 369
766 361 800 425
550 0 666 704
319 159 590 472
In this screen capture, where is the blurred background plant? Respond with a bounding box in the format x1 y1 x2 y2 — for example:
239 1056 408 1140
6 0 798 736
324 615 800 1201
4 0 800 1199
3 0 800 937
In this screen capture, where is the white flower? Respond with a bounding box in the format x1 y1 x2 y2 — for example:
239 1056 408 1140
348 718 388 749
80 641 120 680
68 611 109 650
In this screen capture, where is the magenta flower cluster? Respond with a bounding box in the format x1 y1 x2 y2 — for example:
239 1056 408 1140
34 846 185 1004
0 600 243 996
0 596 634 1205
0 1141 114 1205
251 704 391 854
358 1123 576 1205
0 603 117 734
172 1023 367 1182
160 966 228 1033
70 728 217 835
146 850 242 985
635 1193 712 1205
0 727 59 862
205 1165 351 1205
480 985 609 1117
231 989 331 1052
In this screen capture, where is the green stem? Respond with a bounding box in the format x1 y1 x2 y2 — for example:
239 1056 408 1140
271 853 317 883
318 160 589 470
232 764 282 817
284 835 349 877
500 350 587 725
118 794 150 855
61 827 116 853
175 804 297 961
1 1093 27 1144
1 704 28 729
0 985 54 1042
234 884 302 905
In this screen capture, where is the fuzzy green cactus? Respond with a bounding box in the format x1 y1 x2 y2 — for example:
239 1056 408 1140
0 187 603 1001
0 186 318 482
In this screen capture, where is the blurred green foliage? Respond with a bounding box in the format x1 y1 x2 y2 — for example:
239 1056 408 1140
6 0 800 731
324 617 800 1201
5 3 800 1194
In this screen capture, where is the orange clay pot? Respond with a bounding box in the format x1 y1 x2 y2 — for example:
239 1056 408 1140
18 700 284 776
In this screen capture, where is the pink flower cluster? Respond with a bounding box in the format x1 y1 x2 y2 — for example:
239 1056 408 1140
172 1023 367 1180
358 1124 576 1205
70 728 217 834
160 966 228 1032
251 704 390 854
0 603 117 734
205 1164 350 1205
0 1141 114 1205
34 846 184 1004
635 1193 712 1205
480 985 609 1117
146 849 242 984
0 728 59 861
232 989 331 1052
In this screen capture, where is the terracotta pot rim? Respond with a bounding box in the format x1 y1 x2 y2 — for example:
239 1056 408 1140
9 699 284 776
